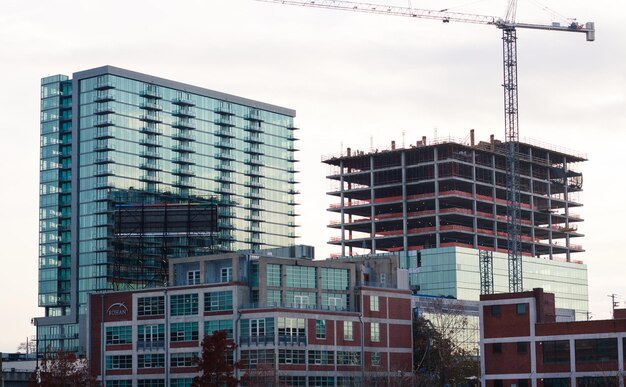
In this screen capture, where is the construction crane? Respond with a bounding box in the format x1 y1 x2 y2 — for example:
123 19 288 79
255 0 594 293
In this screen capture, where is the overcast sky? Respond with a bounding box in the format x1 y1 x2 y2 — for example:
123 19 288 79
0 0 624 352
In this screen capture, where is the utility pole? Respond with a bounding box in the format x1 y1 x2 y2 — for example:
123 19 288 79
609 294 620 318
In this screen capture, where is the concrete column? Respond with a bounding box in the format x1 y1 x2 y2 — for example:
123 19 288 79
401 151 408 251
340 160 346 257
563 155 570 262
434 147 440 248
546 152 553 259
492 153 498 250
370 155 376 253
528 148 536 257
472 149 478 248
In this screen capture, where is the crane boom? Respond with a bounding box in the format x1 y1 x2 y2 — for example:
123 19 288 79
256 0 595 293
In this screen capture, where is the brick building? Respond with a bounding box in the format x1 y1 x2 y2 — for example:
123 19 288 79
480 288 626 387
87 249 413 386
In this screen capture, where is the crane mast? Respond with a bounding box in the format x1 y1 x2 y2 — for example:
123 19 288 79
256 0 595 293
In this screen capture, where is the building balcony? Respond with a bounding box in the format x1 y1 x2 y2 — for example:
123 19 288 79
94 157 114 164
140 150 162 159
215 116 235 126
172 144 195 153
245 168 262 177
173 155 195 165
139 89 162 99
94 141 114 152
216 127 236 138
139 137 163 147
215 140 235 149
94 105 114 115
94 92 115 103
244 111 263 122
244 135 262 144
245 180 263 188
94 166 113 177
139 114 162 123
241 302 354 313
219 208 236 218
94 127 114 139
215 174 235 183
140 162 162 171
140 102 163 111
140 174 160 183
172 168 195 177
215 151 235 161
172 120 195 130
216 162 236 172
245 157 263 166
172 108 195 118
140 125 161 135
217 186 235 195
214 104 234 115
244 124 262 133
172 130 196 142
172 97 195 106
172 179 193 188
94 118 114 127
244 191 262 199
245 146 263 155
94 81 116 90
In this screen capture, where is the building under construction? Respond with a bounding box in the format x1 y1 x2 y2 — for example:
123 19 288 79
324 131 585 262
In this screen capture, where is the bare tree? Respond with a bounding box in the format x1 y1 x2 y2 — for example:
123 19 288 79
413 298 480 387
17 336 37 354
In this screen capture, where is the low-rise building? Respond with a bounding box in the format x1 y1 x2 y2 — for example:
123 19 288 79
480 288 626 387
87 249 413 386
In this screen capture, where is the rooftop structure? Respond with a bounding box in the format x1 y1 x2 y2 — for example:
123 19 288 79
36 66 299 353
323 132 585 261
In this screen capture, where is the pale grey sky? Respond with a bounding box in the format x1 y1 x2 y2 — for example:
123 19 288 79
0 0 623 352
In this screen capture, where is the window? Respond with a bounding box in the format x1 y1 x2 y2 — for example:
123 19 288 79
322 293 349 310
337 351 361 365
137 324 165 349
170 293 198 316
380 273 386 286
494 380 503 387
241 350 275 369
278 349 305 364
171 352 197 368
542 340 570 364
204 291 233 312
205 320 233 339
316 320 326 339
321 268 349 290
490 305 501 316
308 377 335 386
492 343 502 354
344 321 353 341
138 353 165 368
277 317 305 342
137 380 165 387
221 267 232 282
106 326 132 345
308 350 334 365
267 264 281 287
187 270 200 285
517 342 528 353
138 296 164 316
370 295 379 312
286 291 315 308
517 303 527 315
519 379 529 387
279 376 306 387
170 322 199 342
372 352 381 366
106 355 132 369
371 322 380 342
575 338 618 363
170 379 193 387
543 378 570 387
293 294 309 308
285 266 316 288
106 382 132 387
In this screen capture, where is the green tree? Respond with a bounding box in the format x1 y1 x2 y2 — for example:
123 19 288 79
192 330 239 387
29 349 99 387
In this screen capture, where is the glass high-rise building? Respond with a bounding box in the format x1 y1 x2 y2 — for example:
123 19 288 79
36 66 299 352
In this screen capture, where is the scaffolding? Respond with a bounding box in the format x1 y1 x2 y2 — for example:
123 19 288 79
110 190 218 290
